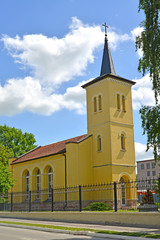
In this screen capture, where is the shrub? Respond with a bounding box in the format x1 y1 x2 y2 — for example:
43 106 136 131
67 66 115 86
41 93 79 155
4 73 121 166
83 202 111 211
128 208 136 211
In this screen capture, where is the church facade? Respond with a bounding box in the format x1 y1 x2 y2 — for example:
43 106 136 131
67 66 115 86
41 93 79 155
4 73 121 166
9 30 136 209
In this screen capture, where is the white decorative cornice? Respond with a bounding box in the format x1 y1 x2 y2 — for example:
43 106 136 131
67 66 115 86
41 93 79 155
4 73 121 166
93 164 136 168
88 120 134 129
86 77 132 89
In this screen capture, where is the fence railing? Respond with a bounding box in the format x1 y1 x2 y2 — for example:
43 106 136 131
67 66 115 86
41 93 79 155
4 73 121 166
0 178 160 212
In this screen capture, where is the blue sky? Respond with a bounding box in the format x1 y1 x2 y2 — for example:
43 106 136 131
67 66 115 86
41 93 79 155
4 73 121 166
0 0 155 161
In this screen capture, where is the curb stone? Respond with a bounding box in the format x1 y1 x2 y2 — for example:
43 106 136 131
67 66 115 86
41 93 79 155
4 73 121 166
0 223 159 240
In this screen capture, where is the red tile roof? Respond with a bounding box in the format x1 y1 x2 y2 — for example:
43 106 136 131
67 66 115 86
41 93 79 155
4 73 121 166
12 134 88 165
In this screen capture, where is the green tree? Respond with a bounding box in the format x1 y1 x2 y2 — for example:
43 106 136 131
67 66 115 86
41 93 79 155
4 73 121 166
0 145 14 193
0 124 37 157
136 0 160 161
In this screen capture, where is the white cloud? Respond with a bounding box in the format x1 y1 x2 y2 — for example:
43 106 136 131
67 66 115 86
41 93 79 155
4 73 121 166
108 31 131 50
135 142 153 161
0 77 58 116
131 26 144 58
132 74 159 110
0 77 87 116
0 18 136 116
131 27 143 41
2 17 103 89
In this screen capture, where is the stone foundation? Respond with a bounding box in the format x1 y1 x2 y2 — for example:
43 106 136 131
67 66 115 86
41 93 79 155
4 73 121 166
138 204 158 212
3 198 138 211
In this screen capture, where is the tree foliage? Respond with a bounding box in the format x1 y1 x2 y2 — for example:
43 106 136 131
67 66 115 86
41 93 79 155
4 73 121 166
0 124 37 157
0 145 14 193
136 0 160 162
140 105 160 161
136 0 160 101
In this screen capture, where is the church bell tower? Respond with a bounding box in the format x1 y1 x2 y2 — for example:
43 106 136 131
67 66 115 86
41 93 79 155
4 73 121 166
82 23 136 183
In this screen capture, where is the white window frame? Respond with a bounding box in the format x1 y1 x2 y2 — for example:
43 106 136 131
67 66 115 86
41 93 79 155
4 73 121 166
48 167 53 199
25 172 29 201
36 169 41 200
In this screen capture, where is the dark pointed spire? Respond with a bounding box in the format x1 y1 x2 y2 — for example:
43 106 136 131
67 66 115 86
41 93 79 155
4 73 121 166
100 23 116 76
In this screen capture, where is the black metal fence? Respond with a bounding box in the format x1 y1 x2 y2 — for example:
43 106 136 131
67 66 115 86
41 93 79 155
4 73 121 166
0 178 160 212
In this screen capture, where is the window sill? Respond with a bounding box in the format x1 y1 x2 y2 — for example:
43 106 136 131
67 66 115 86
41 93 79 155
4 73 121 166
121 149 126 152
93 110 102 114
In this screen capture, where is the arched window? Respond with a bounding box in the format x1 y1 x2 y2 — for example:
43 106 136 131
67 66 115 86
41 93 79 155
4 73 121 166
117 93 120 110
48 167 53 199
97 135 102 152
93 96 97 112
98 95 102 111
121 133 125 150
122 95 126 112
25 171 29 200
36 169 41 200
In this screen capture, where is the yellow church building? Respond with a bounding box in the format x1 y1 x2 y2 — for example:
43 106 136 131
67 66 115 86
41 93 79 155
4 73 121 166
9 29 136 210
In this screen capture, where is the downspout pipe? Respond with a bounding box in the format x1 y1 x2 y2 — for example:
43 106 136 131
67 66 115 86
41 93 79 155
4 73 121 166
62 153 67 209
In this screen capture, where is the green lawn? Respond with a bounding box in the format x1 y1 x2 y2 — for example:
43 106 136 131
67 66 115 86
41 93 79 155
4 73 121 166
0 220 160 239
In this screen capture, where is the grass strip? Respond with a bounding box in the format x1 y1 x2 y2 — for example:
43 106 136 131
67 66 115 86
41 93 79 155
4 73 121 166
0 220 160 239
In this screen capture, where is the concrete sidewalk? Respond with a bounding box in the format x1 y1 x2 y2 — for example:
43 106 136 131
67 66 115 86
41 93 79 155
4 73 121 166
0 217 160 240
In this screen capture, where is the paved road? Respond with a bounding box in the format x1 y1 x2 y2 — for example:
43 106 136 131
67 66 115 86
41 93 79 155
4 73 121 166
0 226 116 240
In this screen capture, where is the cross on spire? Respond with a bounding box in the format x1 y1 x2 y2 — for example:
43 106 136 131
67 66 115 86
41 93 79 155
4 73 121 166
100 22 116 76
102 22 109 36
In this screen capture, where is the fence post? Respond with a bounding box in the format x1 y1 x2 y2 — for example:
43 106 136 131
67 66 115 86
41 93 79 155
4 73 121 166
114 182 117 212
64 187 67 210
51 188 54 212
29 191 31 212
10 192 13 212
79 185 82 212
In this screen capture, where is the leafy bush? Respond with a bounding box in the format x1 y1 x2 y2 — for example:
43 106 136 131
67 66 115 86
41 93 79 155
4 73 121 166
128 208 136 211
155 202 160 208
0 197 8 203
83 202 111 211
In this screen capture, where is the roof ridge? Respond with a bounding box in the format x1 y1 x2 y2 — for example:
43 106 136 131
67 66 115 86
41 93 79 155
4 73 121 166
11 133 88 164
41 133 88 148
66 134 92 144
12 146 41 162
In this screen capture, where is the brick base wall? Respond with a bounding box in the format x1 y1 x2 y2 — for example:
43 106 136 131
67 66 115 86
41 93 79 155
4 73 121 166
5 198 137 211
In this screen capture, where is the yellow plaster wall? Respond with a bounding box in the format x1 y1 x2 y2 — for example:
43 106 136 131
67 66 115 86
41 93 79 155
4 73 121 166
86 79 110 131
91 125 112 167
108 80 134 125
11 154 65 193
66 136 93 186
85 76 136 184
110 124 136 165
93 165 112 184
86 77 134 130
